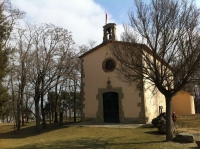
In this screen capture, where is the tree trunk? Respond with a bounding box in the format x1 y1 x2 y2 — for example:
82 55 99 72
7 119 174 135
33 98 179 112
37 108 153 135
59 111 63 125
21 115 24 126
26 116 29 123
49 110 52 124
69 109 71 122
54 111 58 123
41 95 47 128
16 104 21 131
26 101 29 123
165 95 173 141
54 76 60 123
73 91 76 122
21 87 24 126
11 75 17 133
6 116 8 123
54 88 58 123
35 98 40 133
52 111 54 122
66 110 68 121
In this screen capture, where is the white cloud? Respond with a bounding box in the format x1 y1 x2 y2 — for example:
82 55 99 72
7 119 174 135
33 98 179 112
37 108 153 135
196 1 200 8
11 0 124 46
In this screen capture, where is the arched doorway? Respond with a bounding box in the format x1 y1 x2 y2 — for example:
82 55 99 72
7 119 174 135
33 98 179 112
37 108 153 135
103 92 119 123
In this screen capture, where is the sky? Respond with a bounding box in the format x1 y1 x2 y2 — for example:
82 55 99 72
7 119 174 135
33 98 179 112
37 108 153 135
10 0 136 46
11 0 200 46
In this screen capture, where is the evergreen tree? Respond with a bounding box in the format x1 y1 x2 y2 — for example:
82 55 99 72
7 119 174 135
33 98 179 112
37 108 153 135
0 2 11 115
0 1 24 121
0 2 9 81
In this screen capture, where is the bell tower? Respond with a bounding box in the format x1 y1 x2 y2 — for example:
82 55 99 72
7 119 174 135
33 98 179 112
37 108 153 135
103 23 117 42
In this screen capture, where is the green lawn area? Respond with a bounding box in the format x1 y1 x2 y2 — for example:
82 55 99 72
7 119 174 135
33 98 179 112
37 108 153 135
0 115 200 149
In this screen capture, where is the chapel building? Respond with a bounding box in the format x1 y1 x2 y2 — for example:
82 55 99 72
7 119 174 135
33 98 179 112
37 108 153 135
79 23 195 124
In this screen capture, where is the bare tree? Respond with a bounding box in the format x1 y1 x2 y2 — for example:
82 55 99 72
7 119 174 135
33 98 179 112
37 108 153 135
111 0 200 141
120 24 137 43
69 60 81 123
24 23 75 132
15 26 33 128
88 40 97 49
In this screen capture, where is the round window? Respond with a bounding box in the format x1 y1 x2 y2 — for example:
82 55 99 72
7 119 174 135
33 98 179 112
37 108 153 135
102 58 116 72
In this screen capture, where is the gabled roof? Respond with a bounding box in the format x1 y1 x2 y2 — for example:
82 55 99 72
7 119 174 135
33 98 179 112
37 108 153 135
78 41 110 58
78 40 151 59
79 40 173 71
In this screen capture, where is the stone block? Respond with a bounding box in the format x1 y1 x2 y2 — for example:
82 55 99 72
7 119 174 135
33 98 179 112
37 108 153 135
173 133 195 143
196 141 200 148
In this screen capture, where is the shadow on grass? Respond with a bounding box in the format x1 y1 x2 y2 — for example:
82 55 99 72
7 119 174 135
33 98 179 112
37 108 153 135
139 124 154 128
0 121 75 139
12 138 166 149
0 122 154 140
138 124 166 136
145 130 166 135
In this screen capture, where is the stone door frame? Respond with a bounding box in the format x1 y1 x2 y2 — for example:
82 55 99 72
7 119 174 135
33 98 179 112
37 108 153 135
96 86 125 123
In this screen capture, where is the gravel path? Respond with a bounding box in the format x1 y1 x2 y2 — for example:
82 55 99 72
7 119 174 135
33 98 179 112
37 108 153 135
65 122 146 128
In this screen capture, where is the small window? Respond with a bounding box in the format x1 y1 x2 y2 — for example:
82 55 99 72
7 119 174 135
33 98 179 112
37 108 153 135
102 58 116 72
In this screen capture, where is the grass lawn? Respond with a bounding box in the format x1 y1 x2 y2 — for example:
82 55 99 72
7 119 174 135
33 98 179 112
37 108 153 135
0 115 200 149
